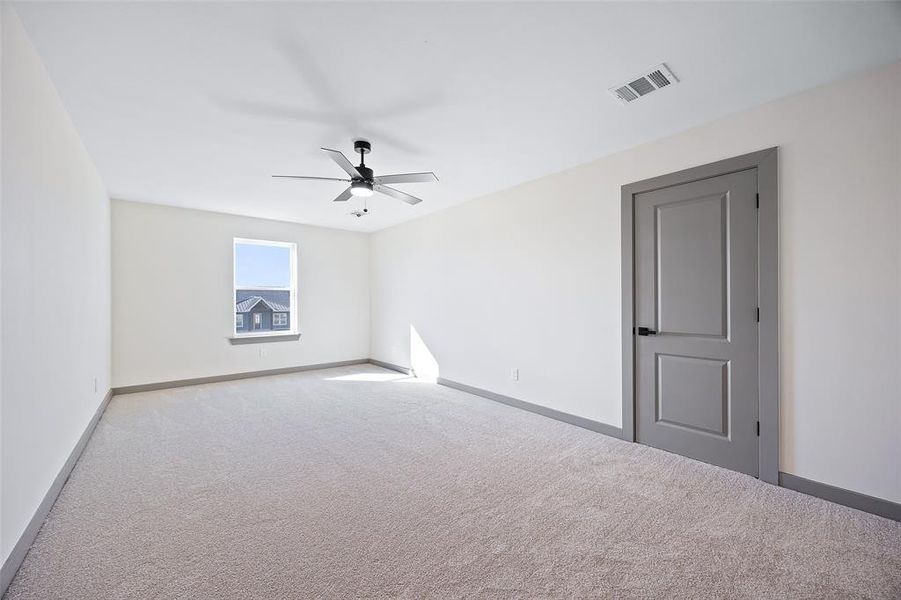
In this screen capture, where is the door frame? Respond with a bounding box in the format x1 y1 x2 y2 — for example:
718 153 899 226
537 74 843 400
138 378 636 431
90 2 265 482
620 147 779 484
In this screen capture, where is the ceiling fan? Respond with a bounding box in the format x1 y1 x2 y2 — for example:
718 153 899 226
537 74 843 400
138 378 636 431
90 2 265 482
273 140 438 205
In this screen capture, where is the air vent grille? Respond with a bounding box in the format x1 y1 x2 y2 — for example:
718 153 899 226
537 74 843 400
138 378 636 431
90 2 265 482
647 69 671 88
628 77 655 96
614 86 638 103
609 63 679 104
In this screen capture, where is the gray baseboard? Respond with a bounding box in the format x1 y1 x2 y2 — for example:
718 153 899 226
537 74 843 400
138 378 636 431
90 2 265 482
437 377 623 439
779 472 900 522
368 359 413 376
1 388 114 596
112 358 370 395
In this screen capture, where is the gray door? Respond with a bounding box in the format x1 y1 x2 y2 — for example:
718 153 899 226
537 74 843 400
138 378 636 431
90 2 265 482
634 169 759 476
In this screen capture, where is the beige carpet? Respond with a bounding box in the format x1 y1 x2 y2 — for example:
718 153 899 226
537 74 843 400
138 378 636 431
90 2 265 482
5 365 900 599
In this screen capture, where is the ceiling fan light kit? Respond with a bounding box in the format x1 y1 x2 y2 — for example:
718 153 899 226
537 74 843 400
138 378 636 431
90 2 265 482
350 180 373 197
273 139 438 211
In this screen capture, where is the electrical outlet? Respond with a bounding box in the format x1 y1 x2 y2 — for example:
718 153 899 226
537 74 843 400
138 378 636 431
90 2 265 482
259 347 267 358
511 368 519 381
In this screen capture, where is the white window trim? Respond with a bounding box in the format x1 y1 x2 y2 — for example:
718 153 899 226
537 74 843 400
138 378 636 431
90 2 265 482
236 313 244 328
273 312 287 327
233 238 298 339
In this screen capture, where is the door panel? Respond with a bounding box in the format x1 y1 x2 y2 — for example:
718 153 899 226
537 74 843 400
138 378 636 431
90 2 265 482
657 193 727 337
634 169 758 476
656 354 729 437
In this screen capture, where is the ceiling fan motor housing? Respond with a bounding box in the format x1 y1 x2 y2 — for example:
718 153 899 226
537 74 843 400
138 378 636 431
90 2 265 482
355 166 374 181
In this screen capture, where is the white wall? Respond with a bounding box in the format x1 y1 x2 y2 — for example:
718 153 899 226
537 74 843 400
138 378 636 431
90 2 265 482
1 6 111 563
370 62 901 504
111 201 369 388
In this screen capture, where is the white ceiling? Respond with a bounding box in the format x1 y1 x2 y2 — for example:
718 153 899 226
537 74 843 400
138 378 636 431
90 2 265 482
13 1 901 232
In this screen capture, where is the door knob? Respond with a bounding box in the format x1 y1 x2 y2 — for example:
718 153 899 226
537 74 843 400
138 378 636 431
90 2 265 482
636 327 657 336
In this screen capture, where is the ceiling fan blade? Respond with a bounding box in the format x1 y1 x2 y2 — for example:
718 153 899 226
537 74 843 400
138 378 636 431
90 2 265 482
374 172 439 185
272 175 351 182
321 148 362 179
374 184 423 205
333 187 354 202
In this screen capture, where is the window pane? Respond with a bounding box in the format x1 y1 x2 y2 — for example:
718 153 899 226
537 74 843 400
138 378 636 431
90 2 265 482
235 244 291 288
234 240 295 335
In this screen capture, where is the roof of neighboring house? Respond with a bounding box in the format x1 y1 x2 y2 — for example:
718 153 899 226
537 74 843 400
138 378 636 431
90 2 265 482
236 288 289 304
236 296 289 313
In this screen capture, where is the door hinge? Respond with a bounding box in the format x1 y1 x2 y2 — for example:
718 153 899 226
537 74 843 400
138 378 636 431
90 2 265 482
756 193 760 208
757 421 760 436
756 307 760 322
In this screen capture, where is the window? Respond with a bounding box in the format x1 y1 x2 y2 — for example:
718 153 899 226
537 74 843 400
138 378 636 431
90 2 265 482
234 238 297 337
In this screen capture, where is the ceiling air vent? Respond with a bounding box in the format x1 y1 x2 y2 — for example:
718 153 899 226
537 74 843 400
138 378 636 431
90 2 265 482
609 63 679 104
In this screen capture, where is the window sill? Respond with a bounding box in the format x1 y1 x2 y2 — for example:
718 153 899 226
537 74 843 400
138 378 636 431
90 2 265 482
229 332 301 345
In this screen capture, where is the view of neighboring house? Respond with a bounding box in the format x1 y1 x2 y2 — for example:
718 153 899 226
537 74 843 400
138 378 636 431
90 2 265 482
235 289 290 333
